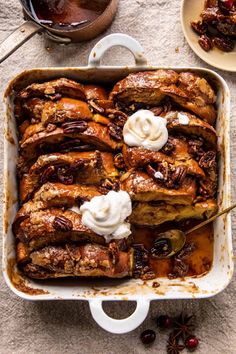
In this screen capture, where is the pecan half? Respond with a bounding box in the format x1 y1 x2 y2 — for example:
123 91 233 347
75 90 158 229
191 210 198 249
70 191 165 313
213 36 234 52
114 153 125 169
188 138 204 159
107 109 128 127
40 166 56 184
191 20 208 34
89 100 105 114
168 258 189 279
199 34 213 52
59 139 94 152
172 165 187 185
102 179 120 191
57 166 75 184
108 123 122 141
53 216 73 232
199 151 216 169
62 121 88 134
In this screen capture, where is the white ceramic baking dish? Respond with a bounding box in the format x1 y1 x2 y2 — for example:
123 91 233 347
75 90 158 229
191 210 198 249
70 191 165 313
2 34 234 334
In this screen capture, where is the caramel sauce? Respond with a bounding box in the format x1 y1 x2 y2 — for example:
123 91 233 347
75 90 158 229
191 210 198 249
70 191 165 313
133 221 214 278
29 0 110 29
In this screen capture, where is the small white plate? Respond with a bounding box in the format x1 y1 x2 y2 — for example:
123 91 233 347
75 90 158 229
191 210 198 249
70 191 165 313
181 0 236 72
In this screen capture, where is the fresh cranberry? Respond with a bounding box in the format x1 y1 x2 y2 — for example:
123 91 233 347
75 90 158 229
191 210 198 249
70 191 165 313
185 335 199 350
140 329 156 345
156 315 173 329
218 0 234 11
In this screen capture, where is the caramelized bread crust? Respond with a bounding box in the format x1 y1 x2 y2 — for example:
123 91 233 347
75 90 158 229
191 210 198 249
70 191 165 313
19 121 122 161
13 182 103 231
21 243 133 279
19 78 86 100
130 199 218 226
13 72 219 280
110 71 216 124
121 171 197 204
163 111 217 146
15 209 105 252
110 70 179 105
19 151 118 202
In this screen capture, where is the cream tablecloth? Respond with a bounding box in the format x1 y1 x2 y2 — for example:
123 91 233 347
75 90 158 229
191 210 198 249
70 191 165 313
0 1 235 353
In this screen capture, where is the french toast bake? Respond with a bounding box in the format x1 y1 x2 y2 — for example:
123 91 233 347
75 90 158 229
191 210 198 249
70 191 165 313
13 71 218 281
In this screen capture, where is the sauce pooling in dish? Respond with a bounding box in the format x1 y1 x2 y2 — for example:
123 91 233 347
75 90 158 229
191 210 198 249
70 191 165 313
133 221 214 278
29 0 110 29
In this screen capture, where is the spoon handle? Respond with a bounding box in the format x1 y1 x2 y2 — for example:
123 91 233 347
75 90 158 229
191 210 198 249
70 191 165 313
185 202 236 235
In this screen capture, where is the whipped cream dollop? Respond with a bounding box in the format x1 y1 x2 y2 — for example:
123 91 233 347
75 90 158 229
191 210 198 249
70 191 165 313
123 110 168 151
80 191 132 243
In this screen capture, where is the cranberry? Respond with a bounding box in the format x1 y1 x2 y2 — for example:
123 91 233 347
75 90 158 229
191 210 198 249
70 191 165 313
218 0 234 11
156 315 173 329
140 329 156 345
185 335 199 350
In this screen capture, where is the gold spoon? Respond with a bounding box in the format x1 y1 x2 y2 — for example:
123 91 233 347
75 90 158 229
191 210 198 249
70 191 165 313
151 203 236 259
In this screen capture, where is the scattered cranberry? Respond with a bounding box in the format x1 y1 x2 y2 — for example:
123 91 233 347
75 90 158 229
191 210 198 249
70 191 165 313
156 315 173 329
185 335 199 350
140 329 156 345
218 0 234 11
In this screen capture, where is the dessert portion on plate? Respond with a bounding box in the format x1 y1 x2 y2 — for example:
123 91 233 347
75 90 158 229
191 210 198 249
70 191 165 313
191 0 236 52
13 70 218 281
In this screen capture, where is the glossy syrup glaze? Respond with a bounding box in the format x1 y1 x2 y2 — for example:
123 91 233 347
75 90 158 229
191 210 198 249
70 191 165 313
30 0 110 29
133 221 214 278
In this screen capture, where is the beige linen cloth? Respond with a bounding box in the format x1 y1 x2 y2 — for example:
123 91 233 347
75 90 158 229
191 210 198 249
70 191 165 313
0 0 235 353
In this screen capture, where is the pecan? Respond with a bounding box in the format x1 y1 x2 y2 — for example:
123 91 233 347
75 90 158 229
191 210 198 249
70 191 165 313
150 106 164 116
107 109 128 127
132 244 155 279
172 165 187 185
102 179 120 191
168 258 189 279
213 36 234 52
95 150 103 169
53 216 73 232
188 138 204 159
199 151 216 169
108 123 122 141
198 34 213 51
60 139 94 152
114 153 125 169
217 21 236 36
57 166 75 184
40 166 56 184
89 100 105 114
46 123 57 132
191 20 208 34
62 121 88 134
161 139 175 155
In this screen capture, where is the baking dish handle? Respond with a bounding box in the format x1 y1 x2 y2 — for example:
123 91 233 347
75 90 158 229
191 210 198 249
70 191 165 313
88 33 147 67
89 299 150 334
